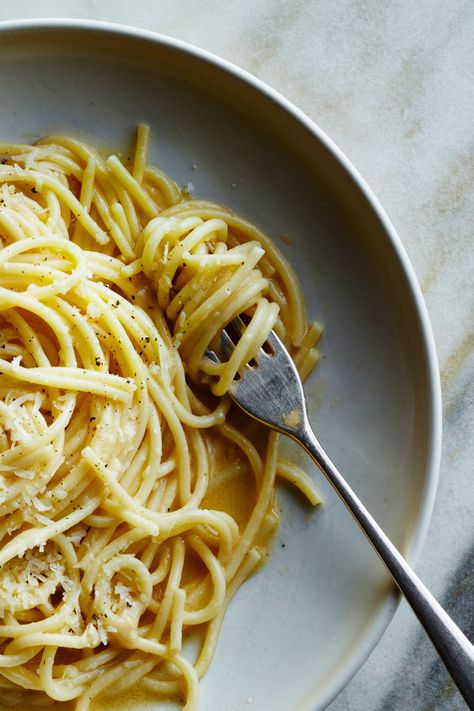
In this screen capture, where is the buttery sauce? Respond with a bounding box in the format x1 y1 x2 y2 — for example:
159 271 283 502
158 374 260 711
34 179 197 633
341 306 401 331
0 432 267 711
202 430 257 528
89 435 265 711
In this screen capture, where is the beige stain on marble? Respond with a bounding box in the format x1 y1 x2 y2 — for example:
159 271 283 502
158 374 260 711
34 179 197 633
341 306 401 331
433 144 474 216
380 5 467 126
441 328 474 396
382 48 431 126
239 0 308 78
419 146 474 295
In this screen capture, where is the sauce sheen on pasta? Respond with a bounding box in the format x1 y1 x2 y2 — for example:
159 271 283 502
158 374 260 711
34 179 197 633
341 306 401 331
0 126 322 710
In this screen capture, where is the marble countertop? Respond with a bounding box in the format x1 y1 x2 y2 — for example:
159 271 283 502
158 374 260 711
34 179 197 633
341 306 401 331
0 2 472 709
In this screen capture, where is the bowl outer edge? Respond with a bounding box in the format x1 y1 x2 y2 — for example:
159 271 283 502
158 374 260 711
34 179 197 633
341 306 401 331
0 17 443 711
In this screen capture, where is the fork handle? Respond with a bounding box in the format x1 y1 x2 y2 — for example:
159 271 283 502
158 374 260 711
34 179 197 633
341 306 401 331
296 421 474 707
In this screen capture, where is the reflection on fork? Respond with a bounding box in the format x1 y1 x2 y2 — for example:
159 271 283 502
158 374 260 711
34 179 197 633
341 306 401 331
206 316 474 708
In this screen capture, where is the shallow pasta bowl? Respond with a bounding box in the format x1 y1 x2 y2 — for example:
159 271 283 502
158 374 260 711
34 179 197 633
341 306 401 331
0 18 441 711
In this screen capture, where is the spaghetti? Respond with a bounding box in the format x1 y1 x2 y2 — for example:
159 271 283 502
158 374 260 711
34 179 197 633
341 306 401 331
0 126 322 710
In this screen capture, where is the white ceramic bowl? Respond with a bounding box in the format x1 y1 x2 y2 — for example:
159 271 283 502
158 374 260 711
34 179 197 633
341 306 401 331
0 19 441 711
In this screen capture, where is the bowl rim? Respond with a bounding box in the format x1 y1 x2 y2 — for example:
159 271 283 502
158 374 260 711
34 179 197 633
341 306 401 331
0 17 443 710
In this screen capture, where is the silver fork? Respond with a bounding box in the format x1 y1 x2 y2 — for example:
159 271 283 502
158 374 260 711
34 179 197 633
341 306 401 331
206 317 474 707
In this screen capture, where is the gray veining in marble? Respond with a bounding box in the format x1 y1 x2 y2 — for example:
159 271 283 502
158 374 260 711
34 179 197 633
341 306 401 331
0 1 472 709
